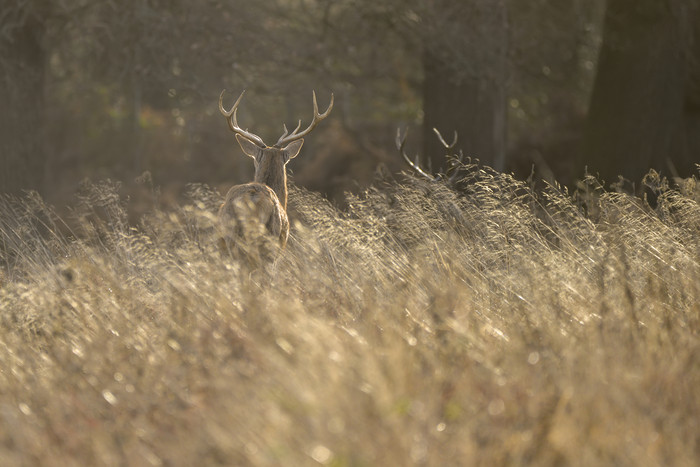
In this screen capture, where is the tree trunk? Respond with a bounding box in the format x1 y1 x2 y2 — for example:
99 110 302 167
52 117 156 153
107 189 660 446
0 12 47 194
582 0 694 186
421 0 508 173
683 4 700 176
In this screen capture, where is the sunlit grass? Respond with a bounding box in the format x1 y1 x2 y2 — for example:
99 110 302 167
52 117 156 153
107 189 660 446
0 166 698 466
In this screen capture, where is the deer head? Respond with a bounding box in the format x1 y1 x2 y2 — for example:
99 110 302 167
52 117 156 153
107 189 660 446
219 90 333 209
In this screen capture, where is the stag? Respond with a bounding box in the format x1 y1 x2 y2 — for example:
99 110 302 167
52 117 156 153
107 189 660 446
218 89 333 256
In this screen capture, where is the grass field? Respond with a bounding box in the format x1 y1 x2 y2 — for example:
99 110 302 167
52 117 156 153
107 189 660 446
0 166 699 466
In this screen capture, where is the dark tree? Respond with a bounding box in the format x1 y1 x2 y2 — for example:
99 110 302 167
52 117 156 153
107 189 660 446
421 0 509 172
0 4 47 194
582 0 699 186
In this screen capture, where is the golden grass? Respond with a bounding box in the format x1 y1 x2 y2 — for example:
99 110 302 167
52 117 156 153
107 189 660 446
0 167 699 466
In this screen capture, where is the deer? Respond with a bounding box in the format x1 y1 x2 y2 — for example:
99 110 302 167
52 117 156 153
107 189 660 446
217 89 334 258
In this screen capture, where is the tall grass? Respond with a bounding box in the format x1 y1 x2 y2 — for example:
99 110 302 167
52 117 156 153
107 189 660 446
0 166 698 466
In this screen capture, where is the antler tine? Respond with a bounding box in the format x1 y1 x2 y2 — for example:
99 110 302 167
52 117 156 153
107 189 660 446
395 128 439 181
279 119 303 141
433 127 458 149
219 89 244 117
275 91 334 147
290 119 303 136
279 124 288 141
310 90 334 119
219 89 267 147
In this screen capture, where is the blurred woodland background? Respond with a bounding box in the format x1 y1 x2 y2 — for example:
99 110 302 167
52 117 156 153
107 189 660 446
1 4 700 463
1 0 699 207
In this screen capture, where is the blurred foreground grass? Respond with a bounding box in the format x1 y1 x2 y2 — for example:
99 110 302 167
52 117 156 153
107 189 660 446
0 167 699 466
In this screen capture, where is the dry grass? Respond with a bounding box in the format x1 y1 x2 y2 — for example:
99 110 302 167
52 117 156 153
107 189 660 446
0 166 699 466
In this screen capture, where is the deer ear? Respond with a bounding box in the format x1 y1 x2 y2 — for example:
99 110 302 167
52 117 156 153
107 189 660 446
236 134 263 158
283 139 304 160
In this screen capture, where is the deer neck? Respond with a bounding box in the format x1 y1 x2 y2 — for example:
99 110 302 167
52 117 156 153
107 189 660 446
255 158 288 210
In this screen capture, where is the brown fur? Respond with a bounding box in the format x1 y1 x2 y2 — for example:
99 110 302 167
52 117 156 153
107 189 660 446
217 136 302 257
218 182 289 248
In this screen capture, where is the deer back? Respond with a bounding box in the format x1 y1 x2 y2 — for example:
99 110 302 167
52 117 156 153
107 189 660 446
218 182 290 248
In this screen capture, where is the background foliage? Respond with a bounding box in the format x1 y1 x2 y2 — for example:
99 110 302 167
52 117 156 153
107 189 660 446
3 0 697 203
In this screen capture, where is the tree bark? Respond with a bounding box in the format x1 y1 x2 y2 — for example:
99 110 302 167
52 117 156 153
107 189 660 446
0 11 47 194
582 0 695 186
683 4 700 176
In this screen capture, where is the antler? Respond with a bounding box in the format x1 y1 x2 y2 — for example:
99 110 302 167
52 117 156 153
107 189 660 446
433 127 458 151
433 128 465 184
275 91 334 147
396 128 440 181
396 127 464 183
219 90 268 147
